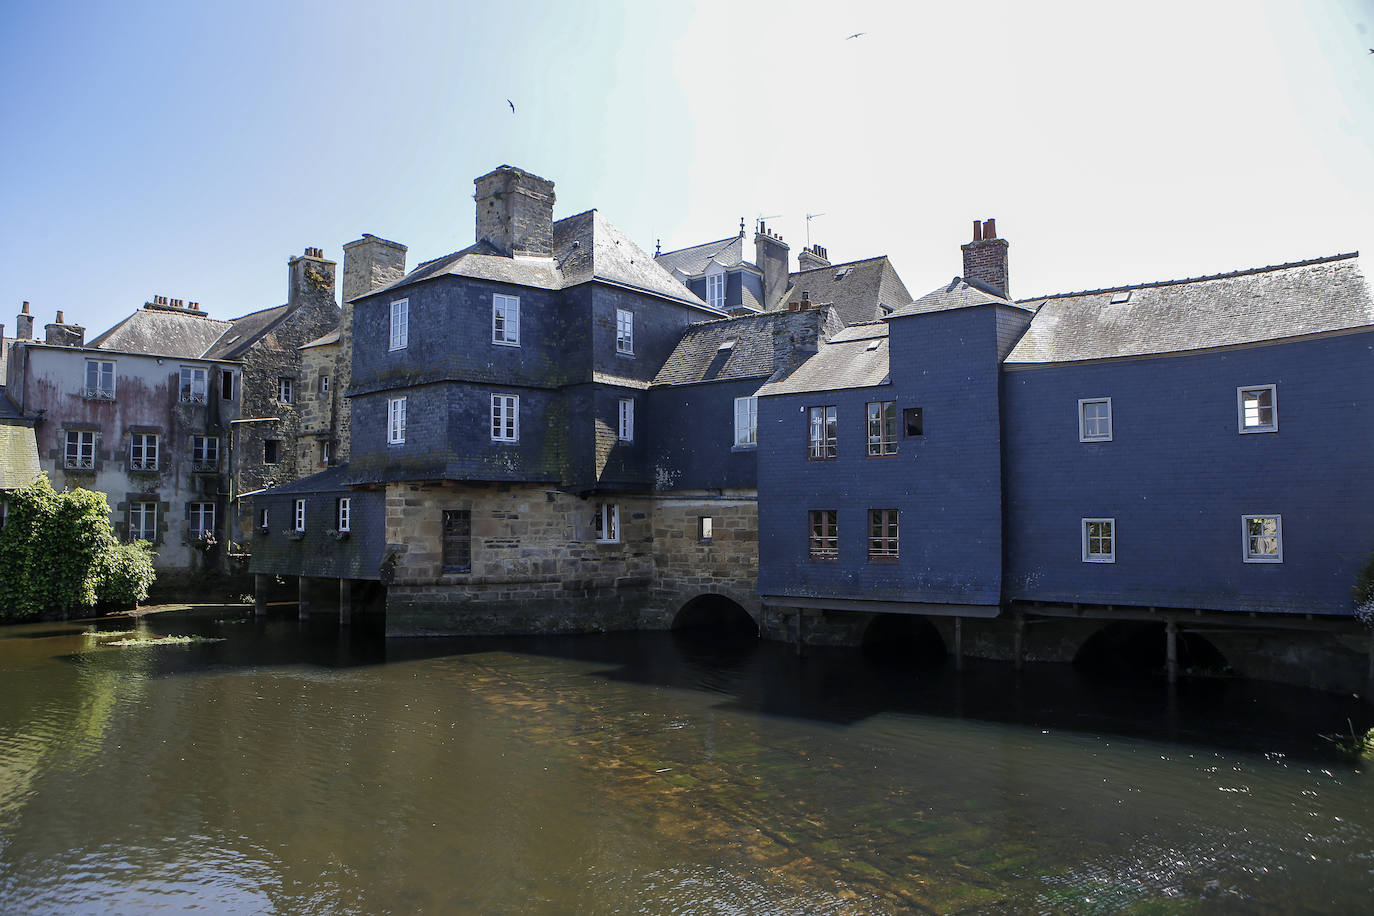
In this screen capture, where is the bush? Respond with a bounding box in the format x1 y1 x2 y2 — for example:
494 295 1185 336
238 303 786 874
1356 551 1374 626
96 540 156 609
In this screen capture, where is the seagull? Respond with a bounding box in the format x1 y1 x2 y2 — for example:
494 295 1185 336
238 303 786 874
507 99 515 114
846 32 866 40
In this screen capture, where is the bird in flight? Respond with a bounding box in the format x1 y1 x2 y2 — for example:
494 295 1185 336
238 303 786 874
847 32 866 40
507 99 516 114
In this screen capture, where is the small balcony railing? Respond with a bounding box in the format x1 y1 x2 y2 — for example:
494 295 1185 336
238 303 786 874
64 457 95 470
192 460 220 473
129 458 158 471
83 386 115 401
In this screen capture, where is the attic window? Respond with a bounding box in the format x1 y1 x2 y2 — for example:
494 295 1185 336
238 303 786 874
865 340 882 351
880 304 894 315
834 268 851 280
1110 291 1132 305
224 334 241 345
718 339 736 351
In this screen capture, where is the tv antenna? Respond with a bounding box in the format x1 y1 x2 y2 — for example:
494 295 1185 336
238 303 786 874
805 212 826 246
755 214 782 234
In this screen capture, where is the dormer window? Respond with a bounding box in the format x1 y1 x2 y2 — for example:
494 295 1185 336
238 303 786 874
707 273 725 309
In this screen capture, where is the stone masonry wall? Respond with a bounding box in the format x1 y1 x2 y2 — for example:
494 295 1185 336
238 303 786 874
643 494 760 628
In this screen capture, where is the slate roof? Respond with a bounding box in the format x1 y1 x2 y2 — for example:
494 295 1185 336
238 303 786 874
249 463 356 496
755 329 890 397
1005 253 1373 364
301 328 341 349
0 387 25 421
88 307 233 359
653 310 822 387
0 389 40 489
889 277 1030 318
654 235 753 277
203 305 290 359
783 256 913 326
372 211 716 312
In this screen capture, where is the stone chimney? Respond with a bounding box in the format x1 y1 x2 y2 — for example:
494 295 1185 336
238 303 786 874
337 234 408 464
798 244 831 271
288 246 337 312
15 302 33 340
961 218 1010 299
755 222 790 310
474 165 556 257
44 310 85 347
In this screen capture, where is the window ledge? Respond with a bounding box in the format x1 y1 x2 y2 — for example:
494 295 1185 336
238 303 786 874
731 444 757 453
285 531 307 541
492 340 521 349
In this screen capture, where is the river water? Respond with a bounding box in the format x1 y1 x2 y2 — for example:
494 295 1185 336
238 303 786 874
1 607 1372 914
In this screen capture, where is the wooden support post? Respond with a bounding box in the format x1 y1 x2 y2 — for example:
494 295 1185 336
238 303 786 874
1166 619 1179 684
253 574 268 616
1013 613 1025 672
954 616 964 671
298 577 310 620
339 579 352 627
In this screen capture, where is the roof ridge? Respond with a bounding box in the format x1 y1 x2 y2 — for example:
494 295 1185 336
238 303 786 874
791 254 890 276
226 302 288 322
656 236 738 259
1019 252 1359 303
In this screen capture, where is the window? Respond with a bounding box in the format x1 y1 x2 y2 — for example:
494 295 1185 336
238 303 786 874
264 439 281 464
442 509 472 573
618 398 634 442
388 397 407 444
904 407 924 437
491 394 519 442
188 502 215 538
318 375 329 394
1079 398 1112 442
192 435 219 471
706 273 725 309
277 377 294 404
808 406 837 460
65 431 95 469
869 509 899 560
594 503 619 543
180 367 208 403
1243 515 1282 563
734 396 757 448
337 497 351 533
809 510 838 559
321 441 331 466
1238 385 1277 433
221 369 235 400
129 433 159 470
128 502 157 542
294 499 306 533
616 309 634 355
390 299 409 350
866 401 897 456
699 516 713 541
258 508 269 532
492 294 520 346
84 359 116 400
1082 518 1115 563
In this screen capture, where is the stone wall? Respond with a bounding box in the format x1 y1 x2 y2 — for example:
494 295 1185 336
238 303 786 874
643 493 760 628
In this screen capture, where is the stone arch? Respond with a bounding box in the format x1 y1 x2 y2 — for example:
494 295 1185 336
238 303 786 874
861 613 948 666
1073 621 1229 676
671 593 760 638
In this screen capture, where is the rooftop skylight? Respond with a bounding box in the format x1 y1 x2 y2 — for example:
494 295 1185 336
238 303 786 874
718 339 736 351
1110 291 1132 305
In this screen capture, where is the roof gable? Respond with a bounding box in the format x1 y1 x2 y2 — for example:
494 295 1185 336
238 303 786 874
784 256 913 326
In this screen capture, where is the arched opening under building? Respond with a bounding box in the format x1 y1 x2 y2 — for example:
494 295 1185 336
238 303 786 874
1074 621 1229 677
861 613 947 667
671 594 759 639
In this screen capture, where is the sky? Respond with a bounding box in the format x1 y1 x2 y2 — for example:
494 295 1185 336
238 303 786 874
1 0 1372 337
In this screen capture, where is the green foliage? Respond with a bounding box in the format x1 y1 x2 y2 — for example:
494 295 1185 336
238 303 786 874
95 540 156 609
0 477 156 619
1354 550 1374 625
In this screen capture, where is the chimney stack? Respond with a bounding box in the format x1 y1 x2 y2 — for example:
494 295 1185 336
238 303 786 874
44 310 85 347
339 233 408 465
754 222 790 311
474 165 556 257
287 245 337 312
15 302 33 339
798 244 830 271
961 218 1009 299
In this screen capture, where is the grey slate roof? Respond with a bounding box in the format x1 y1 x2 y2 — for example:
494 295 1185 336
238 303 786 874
0 389 40 489
783 256 913 326
372 211 716 312
0 387 25 421
890 277 1029 318
1005 253 1373 364
301 328 341 350
653 235 753 277
204 305 290 359
250 463 356 496
88 307 233 359
653 310 823 387
755 330 890 397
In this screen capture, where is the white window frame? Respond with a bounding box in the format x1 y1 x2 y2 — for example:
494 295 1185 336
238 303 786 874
618 398 634 442
390 298 409 351
129 502 157 542
337 497 351 533
65 430 96 469
1242 514 1283 563
180 366 208 403
491 394 519 442
706 271 725 309
388 397 407 444
1237 384 1277 434
188 502 216 538
258 508 270 532
277 377 294 405
319 375 329 394
1078 397 1113 442
492 294 520 346
129 433 159 470
294 499 307 533
594 503 620 543
615 308 634 355
1082 518 1115 563
321 441 331 466
192 435 219 471
84 359 116 400
734 396 758 448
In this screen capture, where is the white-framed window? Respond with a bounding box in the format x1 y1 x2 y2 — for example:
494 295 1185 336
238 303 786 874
65 430 96 469
259 508 270 532
594 503 619 543
1082 518 1115 563
808 406 837 460
318 374 329 394
180 366 208 403
321 441 331 466
1242 515 1282 563
129 433 159 470
337 497 351 533
277 377 294 404
390 299 409 350
866 401 898 456
189 502 215 538
84 359 116 400
294 499 306 533
129 502 157 542
618 398 634 442
1238 385 1277 433
493 294 520 346
388 397 407 444
706 272 725 309
734 396 757 448
1079 397 1112 442
699 516 713 541
616 308 634 355
492 394 519 442
192 435 219 471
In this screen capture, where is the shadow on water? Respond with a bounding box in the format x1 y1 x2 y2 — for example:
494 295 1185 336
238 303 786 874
35 604 1374 762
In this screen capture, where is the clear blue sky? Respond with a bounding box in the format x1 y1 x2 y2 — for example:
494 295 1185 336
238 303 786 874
2 0 1371 336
